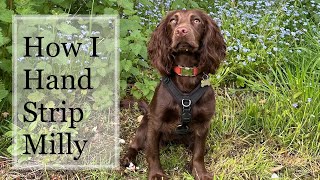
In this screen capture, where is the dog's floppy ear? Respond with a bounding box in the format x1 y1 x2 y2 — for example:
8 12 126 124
147 11 177 76
198 11 226 74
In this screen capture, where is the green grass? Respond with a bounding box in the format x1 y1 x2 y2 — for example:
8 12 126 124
236 34 320 155
2 97 319 179
0 117 11 157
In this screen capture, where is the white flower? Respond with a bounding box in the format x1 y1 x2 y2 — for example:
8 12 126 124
271 173 279 179
119 139 125 144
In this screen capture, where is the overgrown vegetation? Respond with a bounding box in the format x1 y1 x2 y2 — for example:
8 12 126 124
0 0 319 179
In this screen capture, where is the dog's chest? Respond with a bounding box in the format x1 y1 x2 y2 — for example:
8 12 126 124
159 104 209 133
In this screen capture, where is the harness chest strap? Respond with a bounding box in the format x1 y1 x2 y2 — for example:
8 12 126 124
161 76 209 134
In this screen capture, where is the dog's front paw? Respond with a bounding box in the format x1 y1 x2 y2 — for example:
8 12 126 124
148 171 168 180
120 156 132 168
121 148 138 167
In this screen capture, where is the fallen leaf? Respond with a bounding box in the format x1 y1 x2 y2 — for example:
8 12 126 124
270 165 284 172
137 115 144 123
2 112 9 118
259 99 266 104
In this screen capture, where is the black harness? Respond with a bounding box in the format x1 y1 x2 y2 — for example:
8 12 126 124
161 76 209 134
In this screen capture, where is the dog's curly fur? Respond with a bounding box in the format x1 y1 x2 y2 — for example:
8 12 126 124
122 9 226 180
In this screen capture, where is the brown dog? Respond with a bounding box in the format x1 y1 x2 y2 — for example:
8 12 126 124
122 9 226 180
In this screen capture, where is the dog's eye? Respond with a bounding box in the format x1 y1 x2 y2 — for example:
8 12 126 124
170 19 177 24
194 19 201 24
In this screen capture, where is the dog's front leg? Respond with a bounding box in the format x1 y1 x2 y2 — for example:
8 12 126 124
146 119 167 180
192 128 213 180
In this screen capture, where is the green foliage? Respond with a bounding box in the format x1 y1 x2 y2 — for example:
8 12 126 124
230 31 320 154
0 81 8 102
0 0 201 108
0 0 319 178
0 1 12 111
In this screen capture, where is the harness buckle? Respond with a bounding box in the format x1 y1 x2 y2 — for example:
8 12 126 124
180 66 195 76
181 99 191 107
176 124 189 134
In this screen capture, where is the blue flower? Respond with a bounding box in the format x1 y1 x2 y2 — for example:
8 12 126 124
17 57 25 62
273 47 278 52
80 25 87 29
91 31 100 35
242 48 250 53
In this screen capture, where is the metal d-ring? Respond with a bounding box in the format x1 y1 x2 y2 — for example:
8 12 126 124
177 124 189 130
202 72 209 80
181 99 191 107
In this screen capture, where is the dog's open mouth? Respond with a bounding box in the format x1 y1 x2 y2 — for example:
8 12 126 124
173 41 199 52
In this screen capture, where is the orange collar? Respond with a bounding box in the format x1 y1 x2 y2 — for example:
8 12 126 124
173 66 199 76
